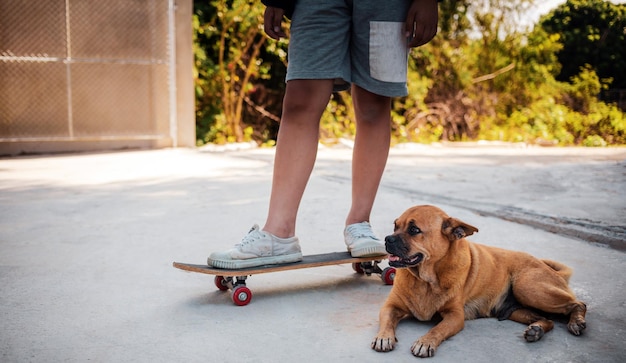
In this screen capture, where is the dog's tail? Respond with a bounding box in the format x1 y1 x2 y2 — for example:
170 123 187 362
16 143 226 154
541 259 573 283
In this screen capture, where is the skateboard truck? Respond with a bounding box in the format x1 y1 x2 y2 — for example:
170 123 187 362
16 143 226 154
354 261 381 276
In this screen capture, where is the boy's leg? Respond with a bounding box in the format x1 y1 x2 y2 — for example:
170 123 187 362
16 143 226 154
263 79 334 238
343 0 411 257
343 84 391 257
346 84 391 226
207 79 333 269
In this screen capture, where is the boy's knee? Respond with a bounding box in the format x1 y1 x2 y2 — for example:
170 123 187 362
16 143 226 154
283 80 333 115
354 97 391 124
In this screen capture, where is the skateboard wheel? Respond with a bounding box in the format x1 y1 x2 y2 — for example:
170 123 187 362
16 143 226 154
382 267 395 285
232 285 252 306
214 276 229 291
352 263 364 274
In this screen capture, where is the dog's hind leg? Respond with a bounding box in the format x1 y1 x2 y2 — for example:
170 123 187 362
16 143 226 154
512 264 587 339
508 308 554 342
565 301 587 336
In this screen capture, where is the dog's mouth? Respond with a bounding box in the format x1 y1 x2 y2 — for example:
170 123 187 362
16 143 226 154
388 252 424 268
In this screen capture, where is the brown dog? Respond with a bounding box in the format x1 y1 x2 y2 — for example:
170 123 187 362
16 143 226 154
372 205 587 358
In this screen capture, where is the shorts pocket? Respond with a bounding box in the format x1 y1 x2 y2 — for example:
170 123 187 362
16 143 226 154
369 21 408 83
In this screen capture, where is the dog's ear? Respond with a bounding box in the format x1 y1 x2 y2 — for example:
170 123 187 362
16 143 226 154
442 217 479 241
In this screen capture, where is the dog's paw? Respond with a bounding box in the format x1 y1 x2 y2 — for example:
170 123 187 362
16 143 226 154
524 324 545 342
568 318 586 336
410 338 437 358
371 336 397 352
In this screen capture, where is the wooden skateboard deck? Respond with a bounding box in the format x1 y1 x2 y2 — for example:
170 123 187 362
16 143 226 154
173 251 395 306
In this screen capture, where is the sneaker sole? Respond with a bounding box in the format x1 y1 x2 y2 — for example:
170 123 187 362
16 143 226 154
208 253 303 269
349 246 388 258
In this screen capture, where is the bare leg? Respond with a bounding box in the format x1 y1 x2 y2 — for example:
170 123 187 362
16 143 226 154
346 85 392 225
262 79 334 238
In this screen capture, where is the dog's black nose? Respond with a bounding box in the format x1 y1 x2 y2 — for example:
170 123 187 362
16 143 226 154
385 235 397 244
384 235 404 256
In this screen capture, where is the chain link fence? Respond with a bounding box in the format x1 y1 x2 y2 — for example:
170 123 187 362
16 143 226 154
0 0 177 153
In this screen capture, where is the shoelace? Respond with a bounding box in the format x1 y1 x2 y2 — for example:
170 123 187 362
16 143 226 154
346 223 379 240
236 225 263 247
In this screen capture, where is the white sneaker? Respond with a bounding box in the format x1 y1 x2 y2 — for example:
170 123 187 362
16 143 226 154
208 225 303 269
344 222 387 257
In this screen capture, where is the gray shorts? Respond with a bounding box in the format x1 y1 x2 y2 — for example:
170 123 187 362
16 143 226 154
287 0 412 97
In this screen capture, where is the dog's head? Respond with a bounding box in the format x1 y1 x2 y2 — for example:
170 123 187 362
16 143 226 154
385 205 478 268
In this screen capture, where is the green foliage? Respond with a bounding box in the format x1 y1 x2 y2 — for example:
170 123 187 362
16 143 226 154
319 92 355 144
193 0 287 145
193 8 220 146
193 0 626 146
477 65 626 145
540 0 626 89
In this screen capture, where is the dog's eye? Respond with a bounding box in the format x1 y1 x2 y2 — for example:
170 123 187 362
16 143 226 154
409 225 421 235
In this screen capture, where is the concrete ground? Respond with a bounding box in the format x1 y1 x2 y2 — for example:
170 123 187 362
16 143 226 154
1 144 624 362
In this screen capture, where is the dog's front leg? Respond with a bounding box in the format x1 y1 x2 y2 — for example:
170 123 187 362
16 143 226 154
372 302 407 352
411 305 465 358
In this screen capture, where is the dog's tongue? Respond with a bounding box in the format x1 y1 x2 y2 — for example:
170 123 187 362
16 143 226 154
388 255 401 262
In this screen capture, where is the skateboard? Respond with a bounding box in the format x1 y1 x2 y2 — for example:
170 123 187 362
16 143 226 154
173 251 395 306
